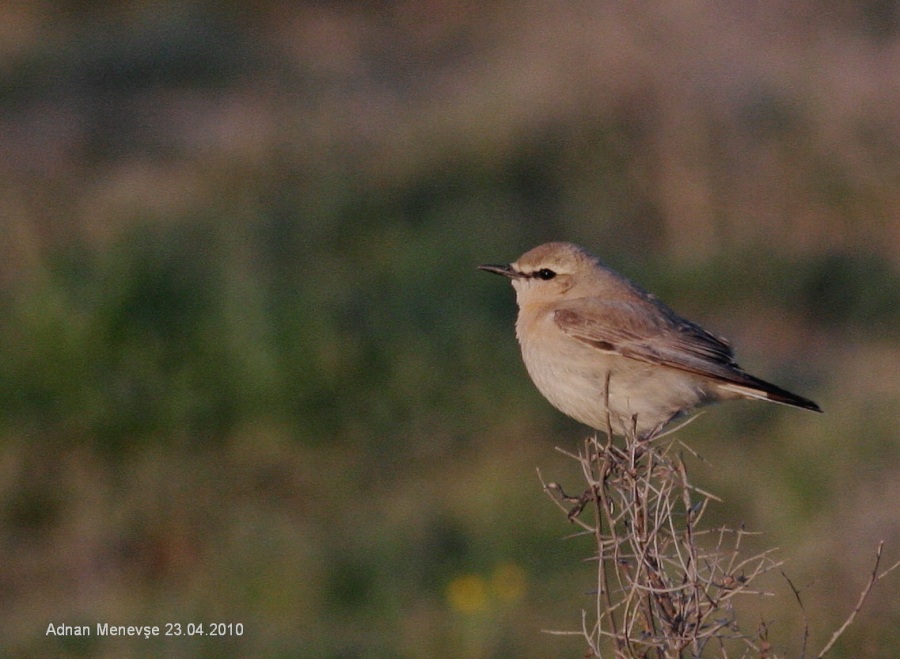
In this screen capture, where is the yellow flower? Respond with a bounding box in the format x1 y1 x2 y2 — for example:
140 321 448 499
446 564 527 614
446 574 488 614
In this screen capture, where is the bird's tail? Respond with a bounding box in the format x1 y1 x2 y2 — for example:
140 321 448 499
719 375 822 413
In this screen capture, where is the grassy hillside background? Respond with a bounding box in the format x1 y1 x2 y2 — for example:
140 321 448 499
1 2 898 656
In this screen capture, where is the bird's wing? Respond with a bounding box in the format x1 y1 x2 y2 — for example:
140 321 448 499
553 296 753 385
555 296 822 412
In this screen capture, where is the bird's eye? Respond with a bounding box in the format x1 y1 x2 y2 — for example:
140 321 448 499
537 268 556 280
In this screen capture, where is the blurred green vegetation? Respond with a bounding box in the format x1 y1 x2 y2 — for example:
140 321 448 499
1 2 899 657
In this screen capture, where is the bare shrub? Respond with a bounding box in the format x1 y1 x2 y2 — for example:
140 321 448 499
539 423 897 658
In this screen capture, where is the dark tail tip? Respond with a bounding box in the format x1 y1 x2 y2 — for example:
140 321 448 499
765 386 823 413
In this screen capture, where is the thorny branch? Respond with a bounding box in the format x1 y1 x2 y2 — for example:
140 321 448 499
538 425 897 658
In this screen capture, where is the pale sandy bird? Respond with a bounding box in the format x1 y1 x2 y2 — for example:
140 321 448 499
480 242 821 439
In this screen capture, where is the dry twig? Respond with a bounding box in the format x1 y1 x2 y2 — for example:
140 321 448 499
815 542 900 658
541 422 899 658
542 424 783 657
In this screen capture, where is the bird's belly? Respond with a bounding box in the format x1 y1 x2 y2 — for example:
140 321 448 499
520 338 710 438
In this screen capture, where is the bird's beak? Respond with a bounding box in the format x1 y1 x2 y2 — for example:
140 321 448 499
478 263 522 279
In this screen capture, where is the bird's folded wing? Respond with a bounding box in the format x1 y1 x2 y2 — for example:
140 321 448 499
553 297 761 386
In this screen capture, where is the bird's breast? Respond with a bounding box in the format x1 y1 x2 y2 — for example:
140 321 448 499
514 306 710 436
515 307 615 421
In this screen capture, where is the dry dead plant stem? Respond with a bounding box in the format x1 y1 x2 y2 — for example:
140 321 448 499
540 425 899 658
541 423 784 658
814 541 899 658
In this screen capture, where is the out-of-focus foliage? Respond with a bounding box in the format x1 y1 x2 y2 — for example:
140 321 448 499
1 2 898 657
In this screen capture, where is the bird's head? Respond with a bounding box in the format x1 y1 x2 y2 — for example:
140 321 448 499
479 242 602 308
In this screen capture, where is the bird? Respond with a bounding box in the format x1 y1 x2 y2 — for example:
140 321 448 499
479 242 821 439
